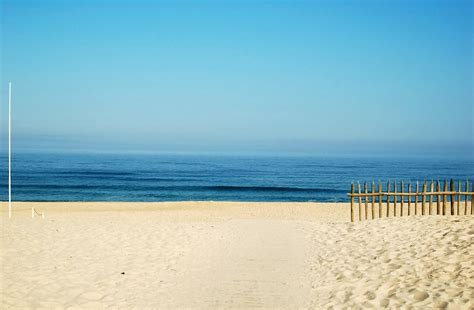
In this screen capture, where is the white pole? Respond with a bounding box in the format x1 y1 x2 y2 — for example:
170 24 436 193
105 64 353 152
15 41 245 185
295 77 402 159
8 82 12 218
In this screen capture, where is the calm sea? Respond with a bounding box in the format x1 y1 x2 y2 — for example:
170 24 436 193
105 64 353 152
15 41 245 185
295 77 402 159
0 152 472 202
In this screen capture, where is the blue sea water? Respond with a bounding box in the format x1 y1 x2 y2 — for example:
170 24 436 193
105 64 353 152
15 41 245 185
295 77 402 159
0 152 472 202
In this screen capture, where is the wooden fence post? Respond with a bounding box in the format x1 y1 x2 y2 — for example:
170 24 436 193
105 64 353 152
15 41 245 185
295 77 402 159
378 181 382 218
465 179 469 216
364 182 368 220
387 181 391 218
450 179 455 215
457 180 461 215
415 181 419 215
443 180 448 215
408 182 412 216
400 181 404 216
429 180 433 215
471 180 473 215
371 181 375 220
358 182 362 221
436 180 441 215
421 181 426 215
393 181 397 217
350 183 354 222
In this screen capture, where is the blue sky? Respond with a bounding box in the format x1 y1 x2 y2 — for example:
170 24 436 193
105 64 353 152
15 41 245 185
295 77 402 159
0 0 473 155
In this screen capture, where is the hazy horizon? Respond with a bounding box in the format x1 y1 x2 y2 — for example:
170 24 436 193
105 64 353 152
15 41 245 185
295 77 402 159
0 133 471 159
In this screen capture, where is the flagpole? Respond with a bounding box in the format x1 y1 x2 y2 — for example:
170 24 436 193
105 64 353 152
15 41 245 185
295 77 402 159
8 82 12 218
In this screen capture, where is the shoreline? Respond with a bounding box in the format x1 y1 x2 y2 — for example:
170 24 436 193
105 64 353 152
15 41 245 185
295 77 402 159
0 201 351 223
2 200 469 220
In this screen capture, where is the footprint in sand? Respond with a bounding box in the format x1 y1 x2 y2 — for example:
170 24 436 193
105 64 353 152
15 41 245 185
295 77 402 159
434 300 448 308
413 290 429 301
364 291 376 300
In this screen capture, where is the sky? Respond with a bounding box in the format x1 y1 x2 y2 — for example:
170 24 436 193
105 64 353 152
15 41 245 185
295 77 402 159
0 0 473 156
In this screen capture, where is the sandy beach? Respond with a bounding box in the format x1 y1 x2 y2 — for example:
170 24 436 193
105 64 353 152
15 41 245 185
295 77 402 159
1 202 473 309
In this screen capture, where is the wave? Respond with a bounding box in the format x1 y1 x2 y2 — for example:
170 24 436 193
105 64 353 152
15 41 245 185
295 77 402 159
202 185 346 193
41 171 137 176
10 183 347 194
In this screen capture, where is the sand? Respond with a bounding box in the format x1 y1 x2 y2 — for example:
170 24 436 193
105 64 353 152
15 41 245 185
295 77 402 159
1 202 473 309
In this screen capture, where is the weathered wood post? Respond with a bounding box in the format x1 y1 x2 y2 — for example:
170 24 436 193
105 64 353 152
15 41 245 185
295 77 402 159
415 181 419 216
436 180 441 215
450 179 455 215
443 180 448 215
465 179 469 215
358 182 362 221
400 181 405 216
371 181 375 220
408 182 412 216
429 180 433 215
378 181 382 218
457 180 461 215
421 181 427 215
350 183 354 222
387 181 391 217
471 180 473 215
364 182 368 220
393 181 397 217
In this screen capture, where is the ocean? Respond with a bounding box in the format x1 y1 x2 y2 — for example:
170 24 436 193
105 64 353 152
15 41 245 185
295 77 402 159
0 152 472 202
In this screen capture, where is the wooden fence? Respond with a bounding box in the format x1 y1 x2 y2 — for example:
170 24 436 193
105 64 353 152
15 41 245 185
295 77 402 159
348 179 473 222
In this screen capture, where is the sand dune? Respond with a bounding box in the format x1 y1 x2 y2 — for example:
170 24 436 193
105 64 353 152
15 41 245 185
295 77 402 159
1 202 473 309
